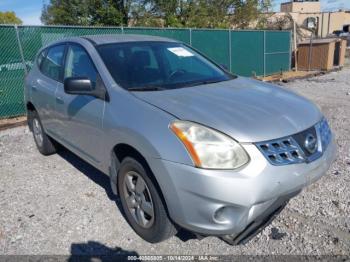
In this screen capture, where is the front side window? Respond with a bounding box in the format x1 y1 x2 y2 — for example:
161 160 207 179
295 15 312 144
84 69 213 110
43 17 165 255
41 45 65 82
64 44 97 87
97 41 234 91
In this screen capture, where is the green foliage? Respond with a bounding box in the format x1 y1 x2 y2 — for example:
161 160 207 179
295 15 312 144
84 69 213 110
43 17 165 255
0 11 22 24
41 0 128 26
41 0 88 25
181 0 232 28
256 0 274 29
229 0 259 29
131 0 271 29
89 0 127 26
41 0 270 28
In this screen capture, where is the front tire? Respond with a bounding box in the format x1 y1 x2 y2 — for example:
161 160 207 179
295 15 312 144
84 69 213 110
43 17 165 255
29 110 57 156
117 157 177 243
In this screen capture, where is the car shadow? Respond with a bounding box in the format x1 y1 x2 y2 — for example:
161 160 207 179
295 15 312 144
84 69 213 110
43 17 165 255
57 149 198 243
175 228 198 242
58 150 116 201
68 241 139 262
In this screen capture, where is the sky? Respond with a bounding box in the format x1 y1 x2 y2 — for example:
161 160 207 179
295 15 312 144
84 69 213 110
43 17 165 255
273 0 350 12
0 0 350 25
0 0 45 25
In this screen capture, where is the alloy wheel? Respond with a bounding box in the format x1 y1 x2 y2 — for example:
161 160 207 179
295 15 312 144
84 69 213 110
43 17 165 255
32 118 44 147
123 171 155 228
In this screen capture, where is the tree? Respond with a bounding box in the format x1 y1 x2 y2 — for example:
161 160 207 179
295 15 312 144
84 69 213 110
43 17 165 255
229 0 260 29
182 0 233 28
256 0 274 29
131 0 264 29
88 0 129 26
41 0 129 26
41 0 265 29
268 13 294 30
0 11 22 24
130 0 186 27
259 0 272 13
41 0 89 25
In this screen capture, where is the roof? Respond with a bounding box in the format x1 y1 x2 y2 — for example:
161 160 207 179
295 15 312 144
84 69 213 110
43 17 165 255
82 34 178 45
299 38 340 45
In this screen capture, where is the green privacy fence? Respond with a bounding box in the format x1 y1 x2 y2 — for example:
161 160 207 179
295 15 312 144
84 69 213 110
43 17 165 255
0 25 291 118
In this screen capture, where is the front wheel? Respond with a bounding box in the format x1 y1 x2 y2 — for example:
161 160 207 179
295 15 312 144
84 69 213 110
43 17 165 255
117 157 177 243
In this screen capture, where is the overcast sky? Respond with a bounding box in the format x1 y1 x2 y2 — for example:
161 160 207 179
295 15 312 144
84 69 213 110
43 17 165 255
1 0 350 25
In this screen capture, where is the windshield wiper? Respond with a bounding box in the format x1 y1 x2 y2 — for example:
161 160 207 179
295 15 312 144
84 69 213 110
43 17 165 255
185 78 226 87
128 85 165 91
201 79 225 85
128 78 229 91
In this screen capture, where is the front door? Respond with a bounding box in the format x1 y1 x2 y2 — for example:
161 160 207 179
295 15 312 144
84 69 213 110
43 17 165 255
55 43 105 166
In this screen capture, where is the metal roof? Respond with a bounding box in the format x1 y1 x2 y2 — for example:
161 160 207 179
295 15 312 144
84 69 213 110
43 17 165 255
299 38 340 45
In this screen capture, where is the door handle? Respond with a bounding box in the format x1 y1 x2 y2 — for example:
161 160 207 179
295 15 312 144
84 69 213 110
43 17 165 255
56 96 64 104
32 86 38 92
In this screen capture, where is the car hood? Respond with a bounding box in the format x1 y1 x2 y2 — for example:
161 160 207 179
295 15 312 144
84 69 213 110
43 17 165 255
133 77 322 142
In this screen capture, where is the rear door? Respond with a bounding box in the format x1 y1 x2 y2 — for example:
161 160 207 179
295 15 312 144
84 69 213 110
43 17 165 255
31 44 66 132
54 43 105 166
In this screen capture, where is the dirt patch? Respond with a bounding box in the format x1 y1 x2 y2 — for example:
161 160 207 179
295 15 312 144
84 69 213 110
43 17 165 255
258 67 345 83
0 116 27 131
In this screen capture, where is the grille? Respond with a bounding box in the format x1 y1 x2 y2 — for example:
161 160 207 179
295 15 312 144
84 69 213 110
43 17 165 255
256 137 304 165
256 118 332 166
318 118 332 152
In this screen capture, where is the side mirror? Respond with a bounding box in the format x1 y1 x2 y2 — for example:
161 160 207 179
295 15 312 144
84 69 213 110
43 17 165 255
64 77 107 100
64 77 93 94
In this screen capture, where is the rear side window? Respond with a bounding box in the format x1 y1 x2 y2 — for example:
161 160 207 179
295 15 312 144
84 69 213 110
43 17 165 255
41 45 65 82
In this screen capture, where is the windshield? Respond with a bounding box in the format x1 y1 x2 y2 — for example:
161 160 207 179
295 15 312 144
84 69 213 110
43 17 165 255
97 41 234 91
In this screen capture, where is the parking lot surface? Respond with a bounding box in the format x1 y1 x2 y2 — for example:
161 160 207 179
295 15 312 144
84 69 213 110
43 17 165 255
0 68 349 256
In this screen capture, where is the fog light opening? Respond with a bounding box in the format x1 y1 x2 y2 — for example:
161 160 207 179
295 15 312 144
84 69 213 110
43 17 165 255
213 206 230 224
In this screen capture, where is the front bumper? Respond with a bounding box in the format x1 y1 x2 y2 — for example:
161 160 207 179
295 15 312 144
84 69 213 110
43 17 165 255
221 190 297 245
149 138 337 238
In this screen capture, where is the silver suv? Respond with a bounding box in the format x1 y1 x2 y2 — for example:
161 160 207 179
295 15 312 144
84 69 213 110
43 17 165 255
25 35 336 245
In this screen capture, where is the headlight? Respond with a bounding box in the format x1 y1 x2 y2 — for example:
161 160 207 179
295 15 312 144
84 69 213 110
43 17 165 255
170 121 249 169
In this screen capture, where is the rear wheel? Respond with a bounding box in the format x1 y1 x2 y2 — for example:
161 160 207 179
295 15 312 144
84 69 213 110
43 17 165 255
117 157 177 243
29 110 58 155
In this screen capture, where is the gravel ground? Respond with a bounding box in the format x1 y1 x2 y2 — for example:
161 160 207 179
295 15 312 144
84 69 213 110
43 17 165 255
0 68 349 257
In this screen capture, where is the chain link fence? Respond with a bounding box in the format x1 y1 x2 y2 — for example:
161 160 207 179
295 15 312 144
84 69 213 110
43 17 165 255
0 25 291 118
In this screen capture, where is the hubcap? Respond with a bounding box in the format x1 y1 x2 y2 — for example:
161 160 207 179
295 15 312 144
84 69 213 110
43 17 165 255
123 171 154 228
33 118 43 147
